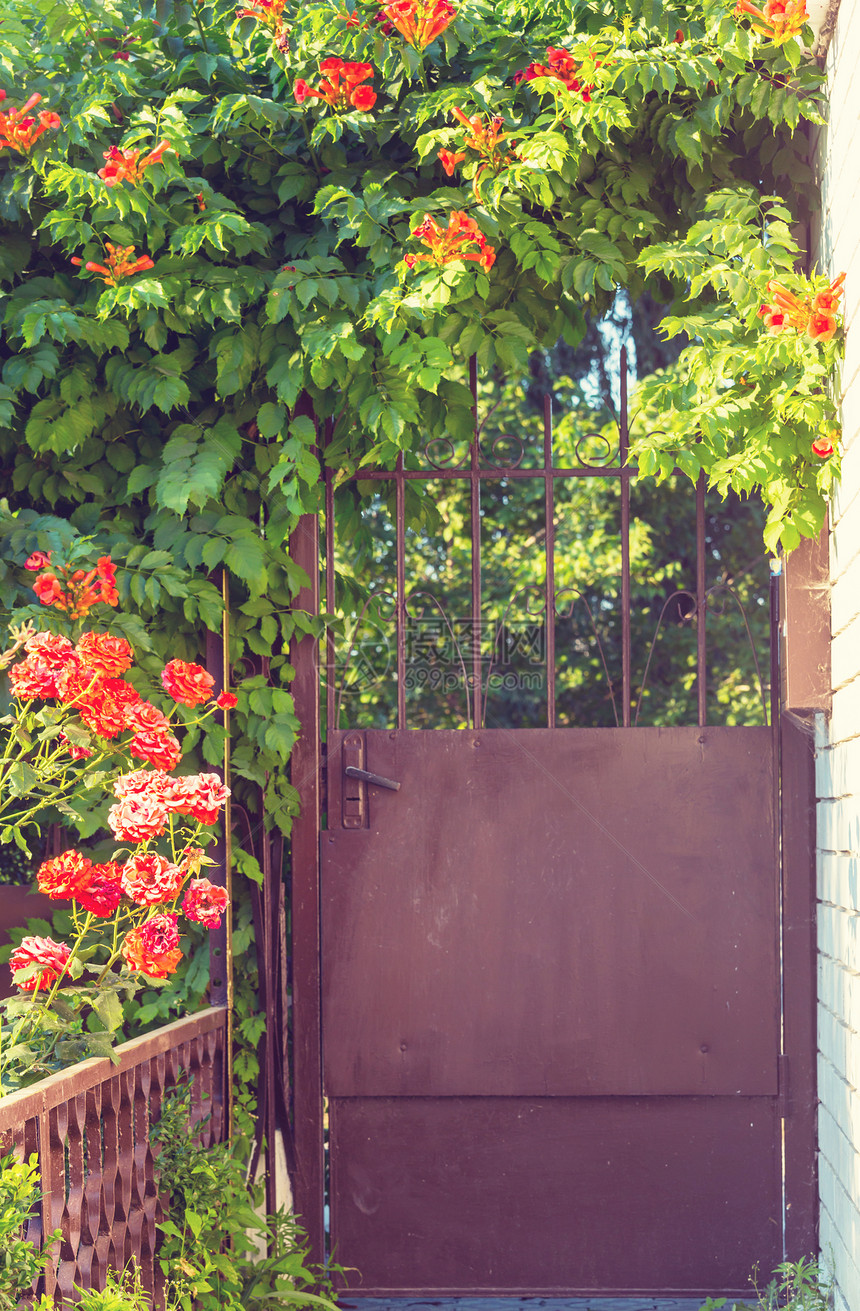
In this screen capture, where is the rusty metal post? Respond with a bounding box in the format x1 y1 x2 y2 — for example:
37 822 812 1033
288 403 325 1261
780 712 819 1255
204 572 233 1139
780 522 832 714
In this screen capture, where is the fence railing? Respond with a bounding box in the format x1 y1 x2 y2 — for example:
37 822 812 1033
0 1005 228 1304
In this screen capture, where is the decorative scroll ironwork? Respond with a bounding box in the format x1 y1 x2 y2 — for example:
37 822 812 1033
0 1008 227 1305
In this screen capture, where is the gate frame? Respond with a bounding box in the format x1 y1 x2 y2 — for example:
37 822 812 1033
287 400 819 1276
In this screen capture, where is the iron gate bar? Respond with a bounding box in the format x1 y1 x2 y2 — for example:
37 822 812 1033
696 471 707 727
620 356 632 726
469 356 482 729
321 344 741 732
543 393 556 727
325 415 337 737
289 431 326 1260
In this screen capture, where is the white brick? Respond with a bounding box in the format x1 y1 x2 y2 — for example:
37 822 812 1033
830 553 860 637
819 1001 860 1089
832 617 860 690
817 798 860 854
818 851 860 911
817 738 860 795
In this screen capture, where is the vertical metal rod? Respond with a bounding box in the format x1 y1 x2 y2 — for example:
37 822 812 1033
696 469 707 727
543 394 556 729
221 570 234 1145
287 400 324 1263
469 356 482 730
619 346 631 729
395 455 407 730
325 420 336 734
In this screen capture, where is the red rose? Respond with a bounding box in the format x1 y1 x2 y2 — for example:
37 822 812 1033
183 877 229 928
114 768 169 798
37 849 93 900
124 700 182 770
8 655 64 700
76 632 133 676
108 793 169 842
162 773 230 824
76 863 124 917
79 677 142 738
216 691 238 709
121 852 184 905
122 913 183 978
10 936 71 991
161 659 215 707
129 729 182 771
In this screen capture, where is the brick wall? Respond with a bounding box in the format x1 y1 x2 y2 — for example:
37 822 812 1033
815 2 860 1306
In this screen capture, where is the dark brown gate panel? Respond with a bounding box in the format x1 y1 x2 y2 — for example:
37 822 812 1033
321 726 780 1293
330 1097 781 1295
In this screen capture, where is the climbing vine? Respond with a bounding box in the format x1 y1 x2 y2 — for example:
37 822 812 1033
0 0 842 1130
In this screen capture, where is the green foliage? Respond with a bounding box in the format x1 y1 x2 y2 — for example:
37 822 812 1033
0 1150 60 1311
34 1265 154 1311
634 189 841 552
0 0 837 589
702 1257 832 1311
151 1078 340 1311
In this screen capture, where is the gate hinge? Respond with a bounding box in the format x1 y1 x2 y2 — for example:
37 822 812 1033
778 1053 790 1115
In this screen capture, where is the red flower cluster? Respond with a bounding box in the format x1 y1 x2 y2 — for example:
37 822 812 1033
758 272 845 343
71 244 155 287
124 700 182 770
514 46 596 102
183 877 229 928
294 59 377 111
6 625 203 772
97 140 171 187
733 0 808 42
378 0 456 47
121 913 183 978
444 108 514 195
29 554 118 618
109 768 230 841
236 0 288 33
406 211 496 273
36 850 124 918
9 937 71 991
162 658 215 706
0 90 61 154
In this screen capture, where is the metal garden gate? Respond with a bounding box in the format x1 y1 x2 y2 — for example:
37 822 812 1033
288 357 817 1297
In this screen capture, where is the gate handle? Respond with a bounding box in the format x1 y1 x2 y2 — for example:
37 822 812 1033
344 766 401 791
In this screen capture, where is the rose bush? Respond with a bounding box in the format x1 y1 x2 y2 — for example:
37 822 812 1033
0 551 232 1094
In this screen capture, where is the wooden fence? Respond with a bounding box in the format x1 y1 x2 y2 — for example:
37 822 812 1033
0 1006 228 1305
